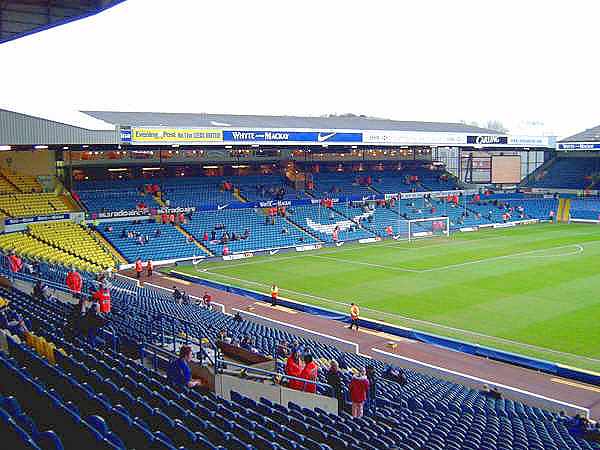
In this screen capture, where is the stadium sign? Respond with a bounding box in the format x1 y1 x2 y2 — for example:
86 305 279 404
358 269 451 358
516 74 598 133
93 206 197 219
5 213 70 226
223 130 362 143
363 131 467 145
508 135 550 146
128 127 223 144
222 252 254 261
296 244 322 252
467 135 508 145
557 142 600 150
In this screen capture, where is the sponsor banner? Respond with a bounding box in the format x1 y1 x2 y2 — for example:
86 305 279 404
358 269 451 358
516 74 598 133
222 252 254 261
508 135 549 147
257 200 292 208
459 227 477 232
130 127 223 144
223 130 362 143
493 222 516 228
467 135 508 145
92 206 197 220
400 190 464 200
557 142 600 150
296 244 323 252
358 237 382 244
413 231 433 237
363 131 467 145
5 213 70 226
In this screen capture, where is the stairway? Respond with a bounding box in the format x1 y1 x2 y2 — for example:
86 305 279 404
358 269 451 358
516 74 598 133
89 229 128 265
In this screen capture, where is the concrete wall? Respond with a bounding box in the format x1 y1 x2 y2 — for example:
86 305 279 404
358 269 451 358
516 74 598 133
215 373 338 414
0 149 55 176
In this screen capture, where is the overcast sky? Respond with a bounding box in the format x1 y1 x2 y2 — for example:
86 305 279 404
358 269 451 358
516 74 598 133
0 0 598 138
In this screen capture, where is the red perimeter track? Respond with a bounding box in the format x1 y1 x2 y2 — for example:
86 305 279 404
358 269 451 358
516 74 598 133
123 269 600 419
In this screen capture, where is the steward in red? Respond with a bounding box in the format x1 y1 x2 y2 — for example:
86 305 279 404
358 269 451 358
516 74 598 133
66 268 82 296
300 354 318 394
93 286 111 314
8 252 23 274
134 258 143 279
285 351 304 390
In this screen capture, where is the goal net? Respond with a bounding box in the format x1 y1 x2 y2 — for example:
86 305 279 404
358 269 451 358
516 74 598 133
395 216 450 242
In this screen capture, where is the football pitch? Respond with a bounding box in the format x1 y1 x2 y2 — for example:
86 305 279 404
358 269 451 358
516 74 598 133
170 223 600 372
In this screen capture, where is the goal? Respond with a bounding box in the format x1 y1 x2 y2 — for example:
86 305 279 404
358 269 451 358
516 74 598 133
394 216 450 242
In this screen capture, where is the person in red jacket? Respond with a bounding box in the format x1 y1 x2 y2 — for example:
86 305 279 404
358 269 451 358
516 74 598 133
146 259 154 278
65 267 83 299
161 213 168 224
300 354 318 394
8 251 23 281
349 368 370 418
93 285 111 314
134 258 143 280
285 350 304 391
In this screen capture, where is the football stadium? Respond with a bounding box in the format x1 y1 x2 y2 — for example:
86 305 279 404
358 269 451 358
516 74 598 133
1 2 600 450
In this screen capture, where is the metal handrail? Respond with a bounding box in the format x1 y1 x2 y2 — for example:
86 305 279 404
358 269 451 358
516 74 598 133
215 357 333 393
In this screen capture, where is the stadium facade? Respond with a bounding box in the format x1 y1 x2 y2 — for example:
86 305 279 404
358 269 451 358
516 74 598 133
0 108 556 187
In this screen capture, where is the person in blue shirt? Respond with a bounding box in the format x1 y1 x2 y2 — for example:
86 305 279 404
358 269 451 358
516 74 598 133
167 345 203 389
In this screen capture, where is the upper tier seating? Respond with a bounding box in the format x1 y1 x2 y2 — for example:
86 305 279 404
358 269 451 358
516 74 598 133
526 158 600 190
0 193 72 218
1 275 598 450
182 208 318 255
99 219 208 262
0 169 42 193
28 222 116 269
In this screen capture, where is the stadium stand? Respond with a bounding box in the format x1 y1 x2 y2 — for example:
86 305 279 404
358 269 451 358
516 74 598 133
99 219 208 262
181 209 318 255
1 264 599 450
27 222 116 270
0 232 100 272
0 169 43 194
0 193 73 218
569 199 600 221
525 158 600 190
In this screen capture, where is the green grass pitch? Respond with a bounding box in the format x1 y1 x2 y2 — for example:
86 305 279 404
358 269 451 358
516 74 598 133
169 223 600 372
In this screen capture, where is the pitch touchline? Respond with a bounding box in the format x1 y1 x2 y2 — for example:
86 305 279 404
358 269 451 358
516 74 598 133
192 269 600 365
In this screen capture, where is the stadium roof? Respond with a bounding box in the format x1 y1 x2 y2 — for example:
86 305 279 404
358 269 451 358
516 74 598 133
559 124 600 143
82 111 500 134
0 0 126 44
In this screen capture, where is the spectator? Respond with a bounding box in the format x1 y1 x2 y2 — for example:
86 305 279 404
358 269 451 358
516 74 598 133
276 341 289 358
33 280 51 302
349 368 370 418
326 360 345 414
173 287 182 304
202 291 212 308
83 300 108 346
167 345 204 389
285 350 304 390
365 365 378 414
0 305 29 337
233 311 243 323
182 290 190 305
383 365 406 385
300 354 318 394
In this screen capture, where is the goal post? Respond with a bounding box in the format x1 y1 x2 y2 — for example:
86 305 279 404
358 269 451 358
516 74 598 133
395 216 450 242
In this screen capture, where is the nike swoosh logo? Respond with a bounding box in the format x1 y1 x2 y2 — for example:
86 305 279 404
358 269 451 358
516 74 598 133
269 250 279 256
317 132 336 142
217 204 229 211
